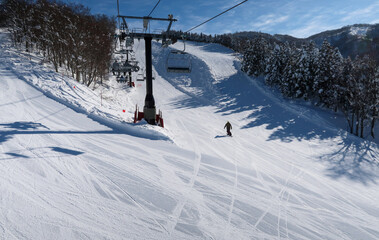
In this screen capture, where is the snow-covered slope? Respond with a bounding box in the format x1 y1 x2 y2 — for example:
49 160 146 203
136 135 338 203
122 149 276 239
1 29 379 239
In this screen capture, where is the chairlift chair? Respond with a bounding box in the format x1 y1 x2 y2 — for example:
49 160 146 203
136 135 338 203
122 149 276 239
117 75 127 83
166 50 191 73
118 61 140 74
137 72 144 81
118 48 128 54
125 37 134 48
166 38 191 73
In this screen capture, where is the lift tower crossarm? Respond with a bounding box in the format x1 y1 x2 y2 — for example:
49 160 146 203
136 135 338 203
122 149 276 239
118 15 177 22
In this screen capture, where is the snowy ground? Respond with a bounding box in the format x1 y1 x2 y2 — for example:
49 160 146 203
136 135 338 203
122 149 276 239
1 29 379 239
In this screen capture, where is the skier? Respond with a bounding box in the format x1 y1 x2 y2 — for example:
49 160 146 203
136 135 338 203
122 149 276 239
224 121 232 136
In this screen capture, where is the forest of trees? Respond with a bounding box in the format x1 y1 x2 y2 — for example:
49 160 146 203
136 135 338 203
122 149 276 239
168 30 252 53
241 38 378 139
1 0 115 87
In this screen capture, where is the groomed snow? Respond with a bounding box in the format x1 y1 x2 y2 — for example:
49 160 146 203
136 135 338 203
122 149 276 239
1 29 378 239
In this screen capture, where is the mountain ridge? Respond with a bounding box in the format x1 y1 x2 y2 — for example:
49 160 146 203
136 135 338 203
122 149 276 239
238 23 379 61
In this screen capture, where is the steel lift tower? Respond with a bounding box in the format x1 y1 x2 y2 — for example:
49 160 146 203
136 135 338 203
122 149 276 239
118 15 176 125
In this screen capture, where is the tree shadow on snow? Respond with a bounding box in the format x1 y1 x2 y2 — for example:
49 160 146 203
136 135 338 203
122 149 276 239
1 147 83 161
0 121 131 145
0 121 49 145
50 147 84 156
319 137 379 185
0 121 49 130
5 152 29 158
214 62 258 116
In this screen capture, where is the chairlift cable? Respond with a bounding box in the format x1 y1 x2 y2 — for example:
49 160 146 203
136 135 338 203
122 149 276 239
117 0 120 16
147 0 161 17
185 0 248 33
117 0 120 28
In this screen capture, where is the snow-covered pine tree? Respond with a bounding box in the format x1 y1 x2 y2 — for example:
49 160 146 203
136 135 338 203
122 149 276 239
265 42 293 88
280 44 299 97
0 2 6 27
293 41 319 100
241 40 254 75
372 67 379 138
241 37 270 77
303 41 320 100
359 56 378 138
283 45 305 98
265 43 282 87
314 40 343 108
340 57 356 133
278 42 318 99
351 55 377 138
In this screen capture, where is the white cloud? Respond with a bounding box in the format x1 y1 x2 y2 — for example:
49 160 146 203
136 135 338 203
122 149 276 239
286 16 340 38
341 2 379 22
250 14 289 30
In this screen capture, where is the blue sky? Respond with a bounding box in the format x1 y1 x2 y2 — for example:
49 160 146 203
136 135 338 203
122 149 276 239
69 0 379 38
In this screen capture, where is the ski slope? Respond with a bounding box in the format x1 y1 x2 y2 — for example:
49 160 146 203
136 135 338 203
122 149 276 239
1 29 379 239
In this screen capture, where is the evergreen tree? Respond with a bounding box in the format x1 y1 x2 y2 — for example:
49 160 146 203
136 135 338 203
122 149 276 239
314 40 343 108
340 57 356 134
372 67 379 138
280 45 300 98
241 37 270 77
290 41 319 99
351 56 377 138
265 43 293 88
0 1 7 27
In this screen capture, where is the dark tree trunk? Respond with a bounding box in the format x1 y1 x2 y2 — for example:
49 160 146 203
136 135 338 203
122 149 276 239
360 118 364 138
355 110 359 136
371 112 376 139
350 112 355 134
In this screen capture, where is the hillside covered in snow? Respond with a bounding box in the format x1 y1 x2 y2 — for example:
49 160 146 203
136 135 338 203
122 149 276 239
1 28 379 240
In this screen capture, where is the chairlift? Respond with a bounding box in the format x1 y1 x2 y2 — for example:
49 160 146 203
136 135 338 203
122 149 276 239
166 38 191 73
116 74 135 86
118 48 128 54
137 72 144 81
118 61 140 74
166 50 191 73
125 37 134 47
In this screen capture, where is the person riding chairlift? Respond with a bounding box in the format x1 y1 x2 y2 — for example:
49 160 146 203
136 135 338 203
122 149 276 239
119 75 125 82
112 60 120 76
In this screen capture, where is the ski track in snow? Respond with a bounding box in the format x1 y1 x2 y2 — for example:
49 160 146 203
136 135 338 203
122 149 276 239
1 29 379 239
223 138 239 239
167 119 202 235
88 163 169 235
